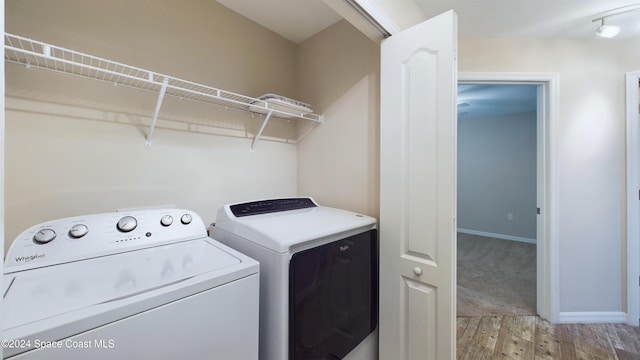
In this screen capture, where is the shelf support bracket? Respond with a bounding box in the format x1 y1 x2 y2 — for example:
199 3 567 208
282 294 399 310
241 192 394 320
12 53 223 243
250 110 273 153
145 77 169 148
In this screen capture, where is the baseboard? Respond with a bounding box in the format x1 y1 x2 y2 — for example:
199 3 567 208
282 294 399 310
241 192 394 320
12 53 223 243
558 311 627 324
457 228 536 244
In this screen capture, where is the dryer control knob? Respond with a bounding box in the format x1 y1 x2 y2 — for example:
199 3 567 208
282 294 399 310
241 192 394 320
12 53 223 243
69 224 89 238
160 215 173 227
34 229 56 244
180 214 192 225
117 216 138 232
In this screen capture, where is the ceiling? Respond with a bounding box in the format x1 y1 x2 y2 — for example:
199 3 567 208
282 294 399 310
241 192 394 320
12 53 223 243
216 0 342 43
416 0 640 39
216 0 640 43
458 85 538 119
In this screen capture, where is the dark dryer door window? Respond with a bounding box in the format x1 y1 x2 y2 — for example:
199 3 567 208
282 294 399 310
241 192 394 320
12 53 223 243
289 230 378 359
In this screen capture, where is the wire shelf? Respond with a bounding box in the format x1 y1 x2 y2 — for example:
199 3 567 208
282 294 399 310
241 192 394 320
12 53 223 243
4 33 322 148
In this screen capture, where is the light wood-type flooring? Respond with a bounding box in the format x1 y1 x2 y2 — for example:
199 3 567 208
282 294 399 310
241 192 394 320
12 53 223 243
456 234 640 359
457 315 640 359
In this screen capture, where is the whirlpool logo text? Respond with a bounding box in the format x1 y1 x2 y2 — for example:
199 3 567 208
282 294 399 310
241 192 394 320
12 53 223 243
14 253 45 263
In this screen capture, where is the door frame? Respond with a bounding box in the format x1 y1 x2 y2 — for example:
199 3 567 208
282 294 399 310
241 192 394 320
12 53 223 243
458 72 560 322
626 70 640 326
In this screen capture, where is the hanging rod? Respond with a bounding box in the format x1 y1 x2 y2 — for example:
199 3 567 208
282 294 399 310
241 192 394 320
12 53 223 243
342 0 392 38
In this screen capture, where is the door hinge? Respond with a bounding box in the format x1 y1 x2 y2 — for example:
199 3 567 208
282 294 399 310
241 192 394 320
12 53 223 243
537 207 541 215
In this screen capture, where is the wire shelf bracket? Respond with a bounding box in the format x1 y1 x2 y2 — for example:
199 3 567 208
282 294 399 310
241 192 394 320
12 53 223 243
145 77 169 148
250 110 273 153
4 33 323 150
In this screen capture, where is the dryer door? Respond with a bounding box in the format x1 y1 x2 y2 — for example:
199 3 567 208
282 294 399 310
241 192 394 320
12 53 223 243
289 229 378 359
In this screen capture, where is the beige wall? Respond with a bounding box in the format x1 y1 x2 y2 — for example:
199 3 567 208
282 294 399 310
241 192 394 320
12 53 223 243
4 0 301 250
461 38 640 314
6 0 297 98
296 20 380 218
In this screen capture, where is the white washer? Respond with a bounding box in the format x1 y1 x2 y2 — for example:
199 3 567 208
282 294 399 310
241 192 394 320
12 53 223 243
3 208 259 360
209 198 378 360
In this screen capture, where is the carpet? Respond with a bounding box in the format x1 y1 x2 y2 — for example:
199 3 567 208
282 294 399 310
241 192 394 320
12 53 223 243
457 233 537 317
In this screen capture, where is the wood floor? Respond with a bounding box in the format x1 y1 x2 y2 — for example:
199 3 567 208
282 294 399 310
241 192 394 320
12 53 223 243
457 315 640 359
456 234 640 359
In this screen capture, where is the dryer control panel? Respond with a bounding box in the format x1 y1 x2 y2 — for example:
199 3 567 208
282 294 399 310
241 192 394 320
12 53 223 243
5 208 207 273
228 197 318 217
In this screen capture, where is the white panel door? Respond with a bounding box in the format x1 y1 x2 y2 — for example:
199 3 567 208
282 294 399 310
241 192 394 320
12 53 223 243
379 10 458 360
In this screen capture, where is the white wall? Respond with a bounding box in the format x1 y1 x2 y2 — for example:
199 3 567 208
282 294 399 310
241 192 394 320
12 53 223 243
459 38 640 315
4 0 300 251
458 110 537 241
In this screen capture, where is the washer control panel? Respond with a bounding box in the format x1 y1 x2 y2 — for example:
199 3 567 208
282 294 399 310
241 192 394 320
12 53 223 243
5 208 205 274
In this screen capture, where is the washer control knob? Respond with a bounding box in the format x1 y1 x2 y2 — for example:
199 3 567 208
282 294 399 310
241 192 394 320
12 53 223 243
160 215 173 227
69 224 89 239
117 216 138 233
180 214 192 225
34 229 56 244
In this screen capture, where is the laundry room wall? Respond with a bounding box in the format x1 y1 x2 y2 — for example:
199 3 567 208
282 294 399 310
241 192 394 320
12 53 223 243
296 20 380 218
459 37 640 318
4 0 301 252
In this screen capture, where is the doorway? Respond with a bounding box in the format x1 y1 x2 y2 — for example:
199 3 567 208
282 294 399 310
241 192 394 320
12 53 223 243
457 83 538 316
457 72 560 322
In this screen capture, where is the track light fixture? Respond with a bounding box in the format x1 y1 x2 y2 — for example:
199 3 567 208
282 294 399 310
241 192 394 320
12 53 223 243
592 4 640 38
594 18 620 38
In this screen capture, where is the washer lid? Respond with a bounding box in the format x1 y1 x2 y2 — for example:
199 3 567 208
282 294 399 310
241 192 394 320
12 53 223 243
214 201 377 253
3 238 240 331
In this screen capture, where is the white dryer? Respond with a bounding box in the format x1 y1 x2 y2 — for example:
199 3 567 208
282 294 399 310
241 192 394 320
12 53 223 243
209 198 378 360
3 208 259 360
